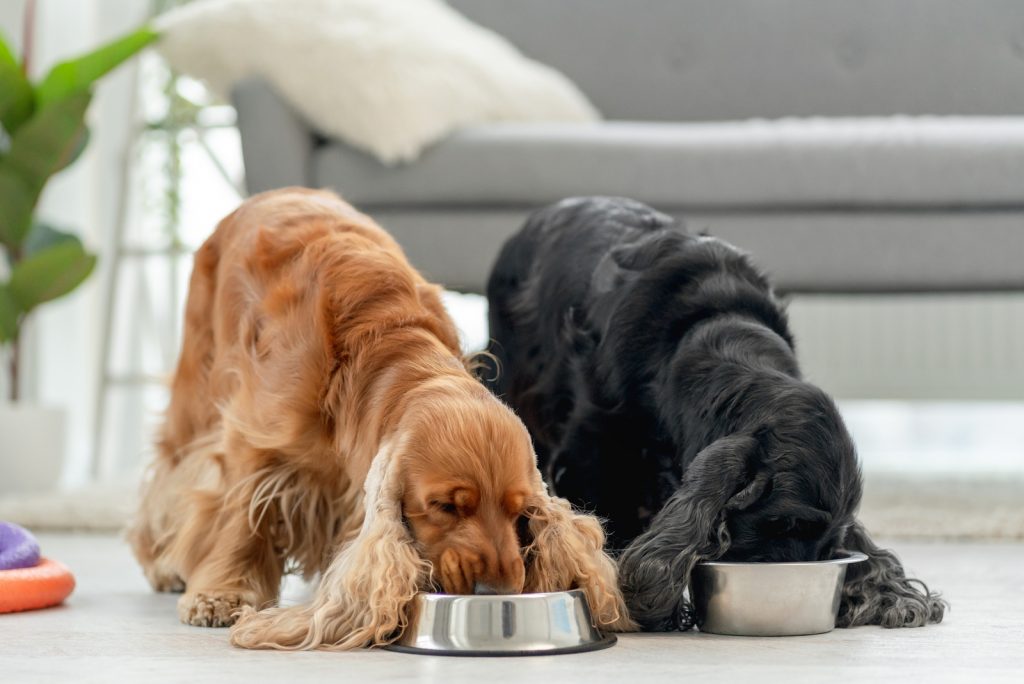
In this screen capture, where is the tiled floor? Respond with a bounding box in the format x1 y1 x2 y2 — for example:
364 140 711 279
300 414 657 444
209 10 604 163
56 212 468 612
2 534 1021 683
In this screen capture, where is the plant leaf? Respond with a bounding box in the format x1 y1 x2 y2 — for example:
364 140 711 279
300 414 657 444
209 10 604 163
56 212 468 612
8 240 97 312
58 124 91 173
0 283 19 343
0 32 33 135
23 221 81 258
0 165 35 250
0 90 91 248
35 26 158 108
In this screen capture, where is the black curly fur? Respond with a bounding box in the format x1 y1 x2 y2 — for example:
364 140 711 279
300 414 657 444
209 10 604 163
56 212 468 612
485 196 946 631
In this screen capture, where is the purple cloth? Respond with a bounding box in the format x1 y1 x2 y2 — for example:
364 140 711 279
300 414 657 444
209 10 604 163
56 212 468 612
0 521 41 571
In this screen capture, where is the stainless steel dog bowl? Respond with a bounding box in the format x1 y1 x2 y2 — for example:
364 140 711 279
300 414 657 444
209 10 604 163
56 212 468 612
386 589 616 656
691 552 868 636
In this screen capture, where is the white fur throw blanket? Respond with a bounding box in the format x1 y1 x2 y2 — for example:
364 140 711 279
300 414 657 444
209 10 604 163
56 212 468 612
156 0 599 164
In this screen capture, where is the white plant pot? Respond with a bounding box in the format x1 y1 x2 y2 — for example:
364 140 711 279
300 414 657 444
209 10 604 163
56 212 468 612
0 405 67 495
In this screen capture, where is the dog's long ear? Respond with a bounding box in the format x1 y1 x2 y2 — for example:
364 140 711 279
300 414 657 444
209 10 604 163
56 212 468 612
521 471 636 632
617 434 766 631
838 521 946 628
230 440 429 650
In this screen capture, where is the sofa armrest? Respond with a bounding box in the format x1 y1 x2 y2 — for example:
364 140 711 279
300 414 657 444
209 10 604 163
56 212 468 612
232 77 315 194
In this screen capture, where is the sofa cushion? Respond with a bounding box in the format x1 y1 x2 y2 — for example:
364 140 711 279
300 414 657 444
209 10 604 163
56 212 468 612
158 0 597 165
312 117 1024 209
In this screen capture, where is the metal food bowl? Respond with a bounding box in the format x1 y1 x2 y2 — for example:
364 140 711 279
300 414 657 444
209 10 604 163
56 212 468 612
691 551 868 636
386 589 616 656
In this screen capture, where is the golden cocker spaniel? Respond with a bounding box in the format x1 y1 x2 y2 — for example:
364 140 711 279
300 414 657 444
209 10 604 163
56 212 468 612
128 188 633 649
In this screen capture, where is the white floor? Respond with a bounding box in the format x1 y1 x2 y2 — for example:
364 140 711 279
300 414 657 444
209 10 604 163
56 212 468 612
2 535 1022 683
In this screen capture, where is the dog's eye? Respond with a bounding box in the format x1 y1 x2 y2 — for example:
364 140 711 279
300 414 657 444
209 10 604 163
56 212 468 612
792 518 829 540
433 501 458 515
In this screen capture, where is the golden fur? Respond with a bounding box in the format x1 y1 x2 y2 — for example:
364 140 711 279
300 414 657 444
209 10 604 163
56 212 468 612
128 188 634 649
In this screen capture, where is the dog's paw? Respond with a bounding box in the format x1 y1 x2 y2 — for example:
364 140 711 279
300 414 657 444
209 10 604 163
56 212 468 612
146 567 185 593
178 591 252 627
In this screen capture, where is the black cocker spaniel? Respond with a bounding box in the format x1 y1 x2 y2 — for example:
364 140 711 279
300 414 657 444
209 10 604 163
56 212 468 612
485 196 945 631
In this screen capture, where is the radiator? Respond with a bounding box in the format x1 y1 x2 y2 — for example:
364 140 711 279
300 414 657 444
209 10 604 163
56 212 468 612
786 294 1024 400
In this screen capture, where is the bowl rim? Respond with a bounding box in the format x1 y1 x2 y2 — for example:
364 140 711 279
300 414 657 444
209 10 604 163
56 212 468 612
696 550 869 568
411 588 588 600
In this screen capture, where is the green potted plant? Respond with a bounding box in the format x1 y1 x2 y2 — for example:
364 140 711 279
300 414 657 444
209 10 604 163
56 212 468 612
0 13 156 493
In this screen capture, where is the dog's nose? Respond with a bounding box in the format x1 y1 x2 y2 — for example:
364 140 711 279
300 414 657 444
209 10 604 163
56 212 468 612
472 582 503 595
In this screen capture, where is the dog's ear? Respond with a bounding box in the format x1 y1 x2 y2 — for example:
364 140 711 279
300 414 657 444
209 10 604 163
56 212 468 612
617 434 763 631
724 468 771 511
230 439 429 650
838 521 946 628
520 472 636 632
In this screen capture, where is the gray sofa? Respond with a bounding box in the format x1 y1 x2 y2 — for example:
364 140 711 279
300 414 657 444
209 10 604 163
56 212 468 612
233 0 1024 294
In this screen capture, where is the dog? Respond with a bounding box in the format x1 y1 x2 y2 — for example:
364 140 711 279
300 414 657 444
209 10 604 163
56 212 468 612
128 188 633 650
485 196 946 632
